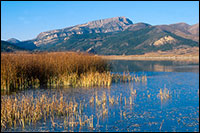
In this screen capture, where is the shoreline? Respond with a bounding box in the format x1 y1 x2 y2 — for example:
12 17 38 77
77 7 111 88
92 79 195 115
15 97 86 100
98 55 199 62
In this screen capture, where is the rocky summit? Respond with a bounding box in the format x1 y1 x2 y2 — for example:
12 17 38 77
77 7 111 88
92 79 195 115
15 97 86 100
34 16 133 46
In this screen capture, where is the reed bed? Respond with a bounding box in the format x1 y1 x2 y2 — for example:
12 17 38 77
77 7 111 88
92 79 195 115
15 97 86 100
1 52 110 91
1 90 126 129
1 92 94 129
1 52 148 92
1 86 139 130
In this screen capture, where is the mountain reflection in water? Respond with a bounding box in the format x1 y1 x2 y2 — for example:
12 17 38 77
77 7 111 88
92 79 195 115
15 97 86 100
109 60 199 73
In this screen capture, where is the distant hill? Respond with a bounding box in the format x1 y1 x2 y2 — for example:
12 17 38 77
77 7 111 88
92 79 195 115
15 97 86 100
3 17 199 55
157 23 199 42
13 40 38 50
1 40 27 52
4 37 37 51
7 38 21 44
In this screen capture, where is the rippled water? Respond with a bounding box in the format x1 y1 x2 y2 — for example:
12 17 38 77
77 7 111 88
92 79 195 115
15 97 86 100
2 60 199 132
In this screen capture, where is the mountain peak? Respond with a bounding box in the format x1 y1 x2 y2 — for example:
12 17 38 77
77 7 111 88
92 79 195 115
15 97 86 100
86 16 133 28
35 16 134 46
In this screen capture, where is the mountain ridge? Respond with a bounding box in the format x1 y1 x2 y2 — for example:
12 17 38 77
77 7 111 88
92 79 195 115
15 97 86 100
3 16 199 55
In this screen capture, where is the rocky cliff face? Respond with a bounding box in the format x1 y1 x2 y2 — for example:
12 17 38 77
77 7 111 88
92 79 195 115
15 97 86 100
34 16 133 46
153 36 176 46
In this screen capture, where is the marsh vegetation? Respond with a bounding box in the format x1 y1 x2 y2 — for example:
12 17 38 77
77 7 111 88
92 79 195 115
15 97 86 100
1 52 111 91
1 55 199 132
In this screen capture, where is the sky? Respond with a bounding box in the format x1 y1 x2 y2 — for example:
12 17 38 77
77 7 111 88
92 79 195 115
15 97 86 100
1 1 199 41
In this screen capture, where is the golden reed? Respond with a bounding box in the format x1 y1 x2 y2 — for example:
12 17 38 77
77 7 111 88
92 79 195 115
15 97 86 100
1 52 110 91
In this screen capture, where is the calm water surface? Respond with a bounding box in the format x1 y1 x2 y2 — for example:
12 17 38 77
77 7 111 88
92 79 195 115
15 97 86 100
2 60 199 132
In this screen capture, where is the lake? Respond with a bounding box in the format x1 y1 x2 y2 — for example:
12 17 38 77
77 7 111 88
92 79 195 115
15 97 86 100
1 60 199 132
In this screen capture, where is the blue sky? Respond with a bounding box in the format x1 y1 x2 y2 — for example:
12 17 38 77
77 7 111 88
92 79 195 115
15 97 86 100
1 1 199 41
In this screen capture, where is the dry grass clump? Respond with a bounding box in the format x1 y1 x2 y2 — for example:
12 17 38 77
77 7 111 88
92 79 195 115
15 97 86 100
1 52 110 91
111 72 147 83
157 87 170 101
78 71 112 87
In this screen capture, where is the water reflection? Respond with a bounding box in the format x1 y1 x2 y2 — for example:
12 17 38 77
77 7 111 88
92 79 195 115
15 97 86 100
109 60 199 73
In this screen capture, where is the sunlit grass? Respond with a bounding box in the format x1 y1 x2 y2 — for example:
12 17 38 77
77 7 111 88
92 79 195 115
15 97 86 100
1 52 148 92
1 92 96 129
1 52 110 91
111 73 147 83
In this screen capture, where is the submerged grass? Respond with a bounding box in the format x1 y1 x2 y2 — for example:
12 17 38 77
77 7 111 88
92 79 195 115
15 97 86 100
157 86 171 101
1 92 94 130
111 72 147 83
1 52 110 91
1 89 130 130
